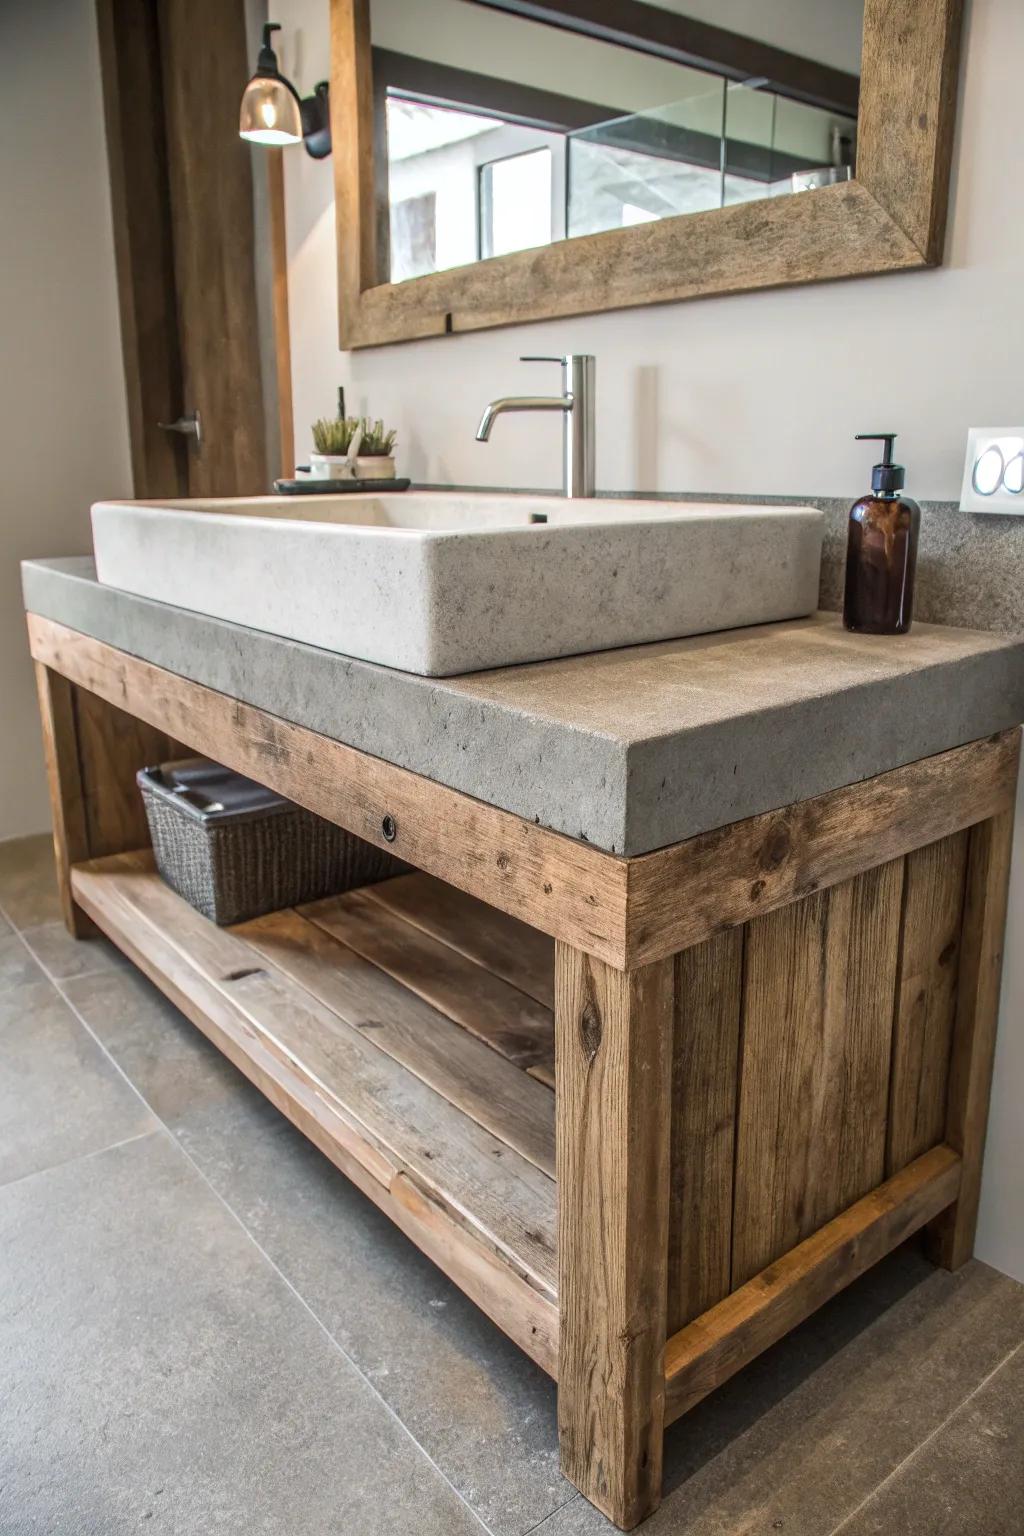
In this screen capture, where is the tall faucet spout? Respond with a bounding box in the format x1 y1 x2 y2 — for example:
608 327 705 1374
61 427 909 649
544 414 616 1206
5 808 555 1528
475 396 570 442
474 355 595 496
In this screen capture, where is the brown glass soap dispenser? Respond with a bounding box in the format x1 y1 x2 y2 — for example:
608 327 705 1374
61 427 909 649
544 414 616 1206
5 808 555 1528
843 433 920 635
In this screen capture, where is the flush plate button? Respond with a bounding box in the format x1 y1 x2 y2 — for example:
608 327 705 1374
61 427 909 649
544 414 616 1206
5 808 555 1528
960 427 1024 513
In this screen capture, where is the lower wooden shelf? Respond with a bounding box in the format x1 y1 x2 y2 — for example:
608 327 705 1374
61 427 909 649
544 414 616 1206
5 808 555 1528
71 851 560 1375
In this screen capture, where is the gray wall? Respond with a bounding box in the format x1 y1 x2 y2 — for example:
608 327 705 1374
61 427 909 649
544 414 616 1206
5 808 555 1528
0 0 132 838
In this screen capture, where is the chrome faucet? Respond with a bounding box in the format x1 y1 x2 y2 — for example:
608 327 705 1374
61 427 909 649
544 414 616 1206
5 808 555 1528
475 354 596 498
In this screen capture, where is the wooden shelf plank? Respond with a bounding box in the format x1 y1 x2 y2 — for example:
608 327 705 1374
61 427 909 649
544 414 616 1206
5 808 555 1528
304 885 555 1075
71 852 559 1365
359 871 555 1009
238 905 555 1176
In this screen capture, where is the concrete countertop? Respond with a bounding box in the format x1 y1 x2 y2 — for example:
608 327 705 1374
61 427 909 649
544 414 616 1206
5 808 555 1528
23 556 1024 857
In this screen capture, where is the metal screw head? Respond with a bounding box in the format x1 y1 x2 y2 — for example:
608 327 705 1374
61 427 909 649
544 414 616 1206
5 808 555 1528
381 813 397 843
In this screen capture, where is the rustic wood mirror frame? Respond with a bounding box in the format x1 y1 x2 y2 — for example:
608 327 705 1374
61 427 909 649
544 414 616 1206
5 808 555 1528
330 0 963 350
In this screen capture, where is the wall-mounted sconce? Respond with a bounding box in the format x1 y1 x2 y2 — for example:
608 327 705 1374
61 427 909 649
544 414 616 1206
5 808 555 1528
239 23 331 159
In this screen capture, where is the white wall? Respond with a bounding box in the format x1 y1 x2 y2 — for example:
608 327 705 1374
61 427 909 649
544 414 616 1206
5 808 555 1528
280 0 1022 507
279 0 1024 1281
0 0 132 840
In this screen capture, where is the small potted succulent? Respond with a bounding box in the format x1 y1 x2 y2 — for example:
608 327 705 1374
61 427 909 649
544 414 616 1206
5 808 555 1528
354 418 398 480
309 415 398 481
309 415 361 480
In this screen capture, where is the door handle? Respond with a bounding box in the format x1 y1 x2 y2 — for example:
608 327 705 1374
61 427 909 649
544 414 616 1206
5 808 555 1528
157 409 202 451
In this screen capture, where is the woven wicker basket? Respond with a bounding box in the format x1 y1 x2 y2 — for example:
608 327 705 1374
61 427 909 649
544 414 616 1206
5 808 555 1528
138 758 405 926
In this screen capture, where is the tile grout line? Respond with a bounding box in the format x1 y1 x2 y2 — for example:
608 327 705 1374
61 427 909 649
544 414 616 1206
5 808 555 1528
517 1494 584 1535
0 1128 160 1197
6 911 506 1536
827 1337 1024 1536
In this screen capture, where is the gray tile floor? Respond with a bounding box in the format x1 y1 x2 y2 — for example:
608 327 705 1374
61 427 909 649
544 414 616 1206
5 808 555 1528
1 832 1022 1536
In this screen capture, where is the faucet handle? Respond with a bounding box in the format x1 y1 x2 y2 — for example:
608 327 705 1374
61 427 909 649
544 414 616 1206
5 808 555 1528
519 355 564 364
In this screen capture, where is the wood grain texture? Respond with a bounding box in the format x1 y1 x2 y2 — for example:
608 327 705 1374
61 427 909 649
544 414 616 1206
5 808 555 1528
732 858 905 1286
33 665 92 937
929 810 1016 1269
27 615 629 963
73 686 180 861
331 0 960 347
157 0 267 494
94 0 186 498
345 179 921 348
887 831 968 1173
625 730 1021 967
267 148 295 479
331 0 385 347
858 0 964 263
72 853 560 1357
305 888 554 1071
667 929 743 1333
360 871 555 1009
240 904 555 1175
32 665 177 936
665 1145 962 1424
31 618 1021 977
556 944 674 1530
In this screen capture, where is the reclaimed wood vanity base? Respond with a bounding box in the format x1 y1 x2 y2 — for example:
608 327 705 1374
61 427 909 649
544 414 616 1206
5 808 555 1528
72 852 561 1372
29 615 1019 1530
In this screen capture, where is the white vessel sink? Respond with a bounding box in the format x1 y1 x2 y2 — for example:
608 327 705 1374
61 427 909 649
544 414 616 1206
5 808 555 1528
91 491 824 676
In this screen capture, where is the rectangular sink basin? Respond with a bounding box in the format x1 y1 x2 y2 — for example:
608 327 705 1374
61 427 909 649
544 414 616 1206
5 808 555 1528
91 492 824 676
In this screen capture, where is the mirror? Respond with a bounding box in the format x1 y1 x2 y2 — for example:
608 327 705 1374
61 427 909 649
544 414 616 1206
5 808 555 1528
373 0 863 284
332 0 962 348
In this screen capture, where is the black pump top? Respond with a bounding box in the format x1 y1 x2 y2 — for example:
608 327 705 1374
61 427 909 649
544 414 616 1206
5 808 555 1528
856 432 905 494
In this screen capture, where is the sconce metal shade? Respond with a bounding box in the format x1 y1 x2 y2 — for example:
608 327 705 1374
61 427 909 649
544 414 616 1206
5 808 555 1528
239 22 302 146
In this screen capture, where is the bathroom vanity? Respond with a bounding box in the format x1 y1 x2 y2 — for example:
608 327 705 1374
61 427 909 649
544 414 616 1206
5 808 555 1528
23 554 1024 1530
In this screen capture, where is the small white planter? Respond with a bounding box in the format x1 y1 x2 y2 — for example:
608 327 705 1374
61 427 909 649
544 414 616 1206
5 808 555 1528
309 452 354 481
309 453 396 481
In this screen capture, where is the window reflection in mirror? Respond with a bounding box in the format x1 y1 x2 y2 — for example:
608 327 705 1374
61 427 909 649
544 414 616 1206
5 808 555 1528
373 0 863 285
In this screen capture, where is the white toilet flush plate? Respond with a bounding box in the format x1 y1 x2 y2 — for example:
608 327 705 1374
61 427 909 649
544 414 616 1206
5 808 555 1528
959 427 1024 514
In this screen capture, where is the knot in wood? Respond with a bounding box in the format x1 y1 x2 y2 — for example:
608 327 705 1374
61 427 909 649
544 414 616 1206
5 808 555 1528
579 999 602 1063
761 822 792 870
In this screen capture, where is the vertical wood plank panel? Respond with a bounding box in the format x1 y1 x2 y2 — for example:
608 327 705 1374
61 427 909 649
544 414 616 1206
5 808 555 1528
667 929 743 1332
95 0 187 499
74 689 181 860
732 859 904 1285
157 0 267 496
929 810 1016 1270
556 943 674 1530
887 831 968 1173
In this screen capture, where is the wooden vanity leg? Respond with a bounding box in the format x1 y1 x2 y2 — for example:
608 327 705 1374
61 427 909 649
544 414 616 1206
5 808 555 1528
34 663 94 937
928 808 1016 1270
555 942 675 1530
34 660 181 938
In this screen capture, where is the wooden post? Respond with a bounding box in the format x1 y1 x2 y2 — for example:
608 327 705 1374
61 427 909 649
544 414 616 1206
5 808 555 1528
928 807 1016 1269
555 943 674 1530
34 663 93 937
33 659 181 939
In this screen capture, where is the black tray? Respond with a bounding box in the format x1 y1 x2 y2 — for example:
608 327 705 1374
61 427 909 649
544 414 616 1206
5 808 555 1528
274 475 411 494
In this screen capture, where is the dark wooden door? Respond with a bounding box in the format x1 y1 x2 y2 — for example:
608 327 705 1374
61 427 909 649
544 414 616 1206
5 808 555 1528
98 0 267 498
